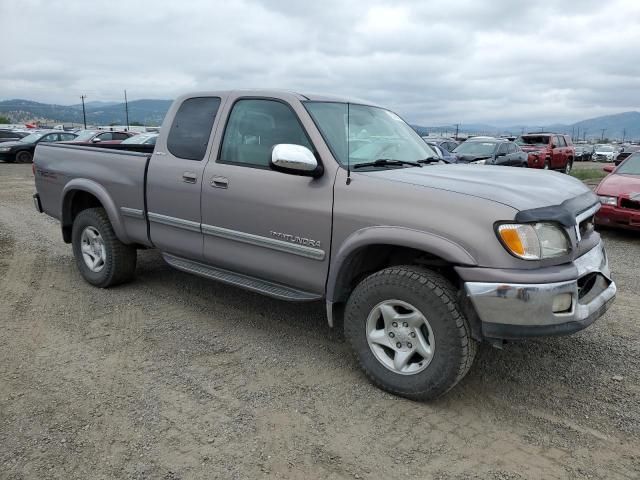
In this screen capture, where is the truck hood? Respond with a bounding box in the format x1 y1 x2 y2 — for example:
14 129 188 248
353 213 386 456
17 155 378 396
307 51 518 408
363 164 592 211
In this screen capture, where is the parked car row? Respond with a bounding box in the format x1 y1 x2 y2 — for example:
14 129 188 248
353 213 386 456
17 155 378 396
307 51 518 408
421 132 575 172
0 127 158 162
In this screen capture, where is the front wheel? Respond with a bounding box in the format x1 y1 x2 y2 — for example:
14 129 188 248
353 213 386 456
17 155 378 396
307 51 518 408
344 266 477 400
71 207 137 287
16 151 33 163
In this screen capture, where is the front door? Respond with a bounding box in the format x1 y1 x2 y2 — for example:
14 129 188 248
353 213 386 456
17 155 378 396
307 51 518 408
201 97 334 295
146 96 222 260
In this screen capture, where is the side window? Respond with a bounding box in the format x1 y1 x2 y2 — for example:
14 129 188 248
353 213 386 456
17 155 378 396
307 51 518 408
219 99 313 168
167 96 221 161
97 132 113 141
497 143 509 154
113 132 129 140
61 133 76 141
42 134 59 142
564 136 572 146
0 132 9 139
508 143 517 153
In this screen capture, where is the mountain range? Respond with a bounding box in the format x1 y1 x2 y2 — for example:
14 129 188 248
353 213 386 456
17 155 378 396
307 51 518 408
0 99 172 126
412 111 640 142
0 98 638 140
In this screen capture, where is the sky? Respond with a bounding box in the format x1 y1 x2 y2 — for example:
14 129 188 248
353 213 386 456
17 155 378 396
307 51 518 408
1 0 639 126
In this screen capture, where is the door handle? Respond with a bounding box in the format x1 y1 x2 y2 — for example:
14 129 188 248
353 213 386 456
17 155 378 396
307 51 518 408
210 176 229 189
182 172 197 184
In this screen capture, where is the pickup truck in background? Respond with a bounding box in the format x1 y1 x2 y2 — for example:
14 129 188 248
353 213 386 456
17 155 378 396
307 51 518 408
516 133 576 172
33 90 616 400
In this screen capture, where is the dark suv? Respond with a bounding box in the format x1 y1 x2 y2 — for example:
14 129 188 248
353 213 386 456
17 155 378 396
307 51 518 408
516 133 575 173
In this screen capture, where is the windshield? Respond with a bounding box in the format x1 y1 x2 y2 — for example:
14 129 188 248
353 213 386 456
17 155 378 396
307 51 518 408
303 102 437 168
20 133 44 143
122 134 157 144
453 141 496 156
73 130 98 142
616 154 640 175
596 145 614 152
515 135 549 146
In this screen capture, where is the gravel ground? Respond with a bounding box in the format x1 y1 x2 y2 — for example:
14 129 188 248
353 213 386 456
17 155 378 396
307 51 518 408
0 163 638 479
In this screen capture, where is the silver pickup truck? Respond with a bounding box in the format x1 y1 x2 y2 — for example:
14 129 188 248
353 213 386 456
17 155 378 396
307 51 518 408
33 90 616 399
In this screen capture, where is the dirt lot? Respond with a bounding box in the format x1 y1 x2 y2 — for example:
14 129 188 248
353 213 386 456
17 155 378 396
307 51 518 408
1 163 638 479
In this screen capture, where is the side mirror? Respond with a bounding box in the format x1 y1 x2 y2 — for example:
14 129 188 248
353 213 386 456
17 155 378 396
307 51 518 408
603 165 615 173
92 137 101 143
270 144 322 178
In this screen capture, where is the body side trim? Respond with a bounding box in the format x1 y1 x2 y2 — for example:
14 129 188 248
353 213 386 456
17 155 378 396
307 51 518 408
120 207 145 219
202 223 326 260
147 212 201 232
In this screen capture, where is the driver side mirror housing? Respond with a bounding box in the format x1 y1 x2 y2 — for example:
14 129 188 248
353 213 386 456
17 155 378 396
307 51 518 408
270 144 323 178
92 137 102 143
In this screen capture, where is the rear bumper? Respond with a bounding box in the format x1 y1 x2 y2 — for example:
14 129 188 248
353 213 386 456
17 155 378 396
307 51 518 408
464 242 616 339
596 205 640 230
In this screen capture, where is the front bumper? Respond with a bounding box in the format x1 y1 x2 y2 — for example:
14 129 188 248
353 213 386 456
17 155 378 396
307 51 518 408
596 204 640 230
464 242 616 339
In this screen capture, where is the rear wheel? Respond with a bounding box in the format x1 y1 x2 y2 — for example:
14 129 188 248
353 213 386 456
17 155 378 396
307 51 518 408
344 266 477 400
71 207 137 287
16 151 33 163
564 159 573 174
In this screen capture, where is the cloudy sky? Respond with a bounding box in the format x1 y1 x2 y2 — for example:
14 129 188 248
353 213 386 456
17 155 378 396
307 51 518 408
1 0 639 126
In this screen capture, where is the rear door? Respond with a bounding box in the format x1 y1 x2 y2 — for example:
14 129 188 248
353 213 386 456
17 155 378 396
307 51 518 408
146 96 223 260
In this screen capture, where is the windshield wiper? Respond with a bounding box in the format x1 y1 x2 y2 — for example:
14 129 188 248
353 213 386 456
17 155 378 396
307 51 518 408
417 156 443 164
353 158 422 169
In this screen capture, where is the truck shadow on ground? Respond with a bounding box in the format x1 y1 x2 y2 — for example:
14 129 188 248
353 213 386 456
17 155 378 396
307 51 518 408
131 248 636 417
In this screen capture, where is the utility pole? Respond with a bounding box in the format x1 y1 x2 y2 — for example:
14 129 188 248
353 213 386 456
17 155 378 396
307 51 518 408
600 128 606 141
80 95 87 129
571 126 575 141
583 129 587 142
622 128 626 143
124 90 130 130
454 123 459 140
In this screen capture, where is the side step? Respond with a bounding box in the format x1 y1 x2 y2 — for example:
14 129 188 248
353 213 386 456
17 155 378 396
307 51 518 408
162 253 322 302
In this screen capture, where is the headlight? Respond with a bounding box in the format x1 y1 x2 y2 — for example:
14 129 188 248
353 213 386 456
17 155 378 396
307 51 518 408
497 222 570 260
598 195 617 206
470 159 486 165
0 147 11 152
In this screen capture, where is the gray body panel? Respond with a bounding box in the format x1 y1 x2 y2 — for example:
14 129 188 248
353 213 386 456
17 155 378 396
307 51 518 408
33 89 606 334
34 144 151 246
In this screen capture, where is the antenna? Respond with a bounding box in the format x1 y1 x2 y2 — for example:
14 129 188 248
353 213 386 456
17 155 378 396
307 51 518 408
346 102 351 185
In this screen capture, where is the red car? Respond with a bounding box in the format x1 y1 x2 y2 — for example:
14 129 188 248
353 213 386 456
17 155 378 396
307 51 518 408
595 153 640 230
65 129 136 145
515 133 575 173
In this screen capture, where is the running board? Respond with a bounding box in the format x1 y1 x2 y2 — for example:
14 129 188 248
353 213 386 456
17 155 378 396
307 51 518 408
162 253 322 302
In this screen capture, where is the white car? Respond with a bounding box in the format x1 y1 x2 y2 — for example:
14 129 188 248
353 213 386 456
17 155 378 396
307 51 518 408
593 144 616 162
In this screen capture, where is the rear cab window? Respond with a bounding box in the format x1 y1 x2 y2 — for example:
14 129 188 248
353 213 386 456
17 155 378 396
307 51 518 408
167 97 221 160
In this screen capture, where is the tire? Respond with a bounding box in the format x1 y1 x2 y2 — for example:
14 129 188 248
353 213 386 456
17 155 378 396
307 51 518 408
16 150 33 163
344 266 477 400
564 159 573 174
71 207 136 287
543 159 550 170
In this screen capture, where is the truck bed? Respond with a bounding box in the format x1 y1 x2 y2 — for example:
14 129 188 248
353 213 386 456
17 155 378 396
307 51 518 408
34 143 152 246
